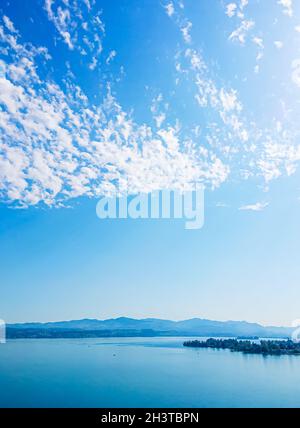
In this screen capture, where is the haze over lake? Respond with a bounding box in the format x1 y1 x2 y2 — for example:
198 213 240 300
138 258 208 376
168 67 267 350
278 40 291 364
1 337 300 408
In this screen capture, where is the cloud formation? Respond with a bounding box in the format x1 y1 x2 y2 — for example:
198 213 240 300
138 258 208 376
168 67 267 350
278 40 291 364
0 12 228 207
1 1 300 208
239 202 269 212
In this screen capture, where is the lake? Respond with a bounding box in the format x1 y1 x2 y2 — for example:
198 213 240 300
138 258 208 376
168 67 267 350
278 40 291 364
1 337 300 408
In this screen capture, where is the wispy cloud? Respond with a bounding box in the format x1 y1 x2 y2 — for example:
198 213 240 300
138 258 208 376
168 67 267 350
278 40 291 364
0 14 228 207
164 2 175 17
1 1 300 208
278 0 293 17
239 202 269 211
44 0 104 66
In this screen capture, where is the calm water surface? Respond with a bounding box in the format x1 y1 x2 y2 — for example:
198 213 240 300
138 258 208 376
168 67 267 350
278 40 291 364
0 337 300 408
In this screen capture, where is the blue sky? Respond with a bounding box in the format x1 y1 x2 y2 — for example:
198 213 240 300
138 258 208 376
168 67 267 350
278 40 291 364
1 0 300 325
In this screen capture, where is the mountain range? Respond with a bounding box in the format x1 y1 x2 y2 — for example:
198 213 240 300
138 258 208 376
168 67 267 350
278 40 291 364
6 317 293 339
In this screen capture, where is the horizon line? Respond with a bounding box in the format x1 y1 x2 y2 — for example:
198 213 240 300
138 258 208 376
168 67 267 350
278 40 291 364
5 315 292 329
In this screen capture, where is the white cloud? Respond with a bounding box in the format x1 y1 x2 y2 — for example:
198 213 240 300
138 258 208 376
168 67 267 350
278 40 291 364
1 2 300 209
226 3 237 18
216 202 230 208
274 40 284 49
3 16 17 33
181 21 192 44
165 3 175 17
252 37 264 49
0 19 230 207
44 0 104 66
44 0 74 49
219 88 242 112
240 0 249 9
278 0 293 17
229 19 254 45
106 50 116 65
182 49 247 143
225 0 254 45
239 202 269 211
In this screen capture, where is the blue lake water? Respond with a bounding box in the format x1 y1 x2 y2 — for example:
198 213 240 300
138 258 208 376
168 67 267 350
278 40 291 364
1 337 300 408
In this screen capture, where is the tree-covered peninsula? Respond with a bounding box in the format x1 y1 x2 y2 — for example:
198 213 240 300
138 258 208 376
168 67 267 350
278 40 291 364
183 338 300 356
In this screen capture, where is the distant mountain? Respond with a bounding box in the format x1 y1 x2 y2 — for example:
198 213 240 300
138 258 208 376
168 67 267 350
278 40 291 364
7 317 293 339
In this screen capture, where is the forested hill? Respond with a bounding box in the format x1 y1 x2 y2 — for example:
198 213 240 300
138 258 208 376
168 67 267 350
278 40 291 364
6 317 292 339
